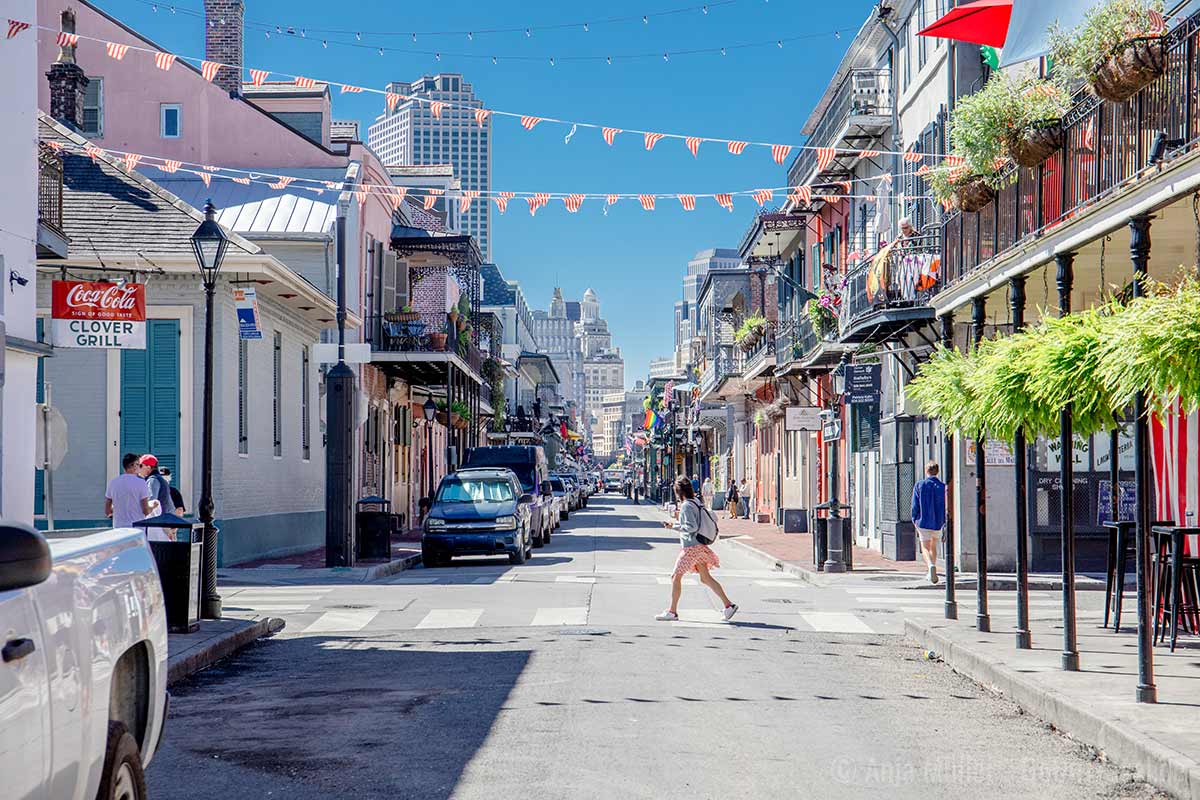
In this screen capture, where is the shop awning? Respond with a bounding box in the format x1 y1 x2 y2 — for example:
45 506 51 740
999 0 1094 67
917 0 1012 48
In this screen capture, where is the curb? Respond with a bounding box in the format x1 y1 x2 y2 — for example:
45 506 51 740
167 617 283 686
364 551 423 581
725 537 830 587
906 619 1200 800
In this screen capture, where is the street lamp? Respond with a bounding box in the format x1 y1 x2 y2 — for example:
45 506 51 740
820 355 850 573
190 200 228 620
423 396 437 500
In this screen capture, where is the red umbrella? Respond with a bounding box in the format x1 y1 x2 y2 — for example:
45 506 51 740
917 0 1012 48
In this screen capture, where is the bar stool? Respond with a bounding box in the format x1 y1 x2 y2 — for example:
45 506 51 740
1102 520 1137 631
1151 525 1200 652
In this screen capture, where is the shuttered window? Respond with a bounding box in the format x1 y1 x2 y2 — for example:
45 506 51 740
238 339 248 454
301 345 311 460
120 319 181 474
273 331 282 457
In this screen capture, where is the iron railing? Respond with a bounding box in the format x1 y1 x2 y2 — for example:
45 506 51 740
38 142 64 235
942 11 1200 291
775 315 822 366
743 324 777 376
365 313 482 374
788 68 893 186
699 345 744 397
840 234 942 333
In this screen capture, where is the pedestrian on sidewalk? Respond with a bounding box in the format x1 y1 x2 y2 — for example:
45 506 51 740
725 479 739 520
691 474 701 496
632 475 641 504
158 467 186 515
140 454 175 541
105 452 154 530
911 460 947 585
656 476 738 622
702 476 714 509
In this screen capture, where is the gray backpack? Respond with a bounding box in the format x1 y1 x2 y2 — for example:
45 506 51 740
692 499 720 545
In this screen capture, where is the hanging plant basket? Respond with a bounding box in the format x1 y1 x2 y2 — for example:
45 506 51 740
951 176 997 213
1090 36 1167 103
1007 119 1065 167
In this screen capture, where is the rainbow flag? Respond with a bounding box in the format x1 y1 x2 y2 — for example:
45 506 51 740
644 408 657 430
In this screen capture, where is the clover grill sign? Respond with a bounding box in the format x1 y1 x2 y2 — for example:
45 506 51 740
51 280 146 349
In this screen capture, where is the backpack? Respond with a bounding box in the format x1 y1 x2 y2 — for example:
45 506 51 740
691 499 720 545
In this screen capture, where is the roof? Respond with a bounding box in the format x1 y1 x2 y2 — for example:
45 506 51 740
481 263 516 305
691 248 741 261
387 165 456 177
242 82 330 99
37 114 259 258
154 171 348 237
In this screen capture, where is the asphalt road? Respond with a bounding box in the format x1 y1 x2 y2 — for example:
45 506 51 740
148 495 1166 800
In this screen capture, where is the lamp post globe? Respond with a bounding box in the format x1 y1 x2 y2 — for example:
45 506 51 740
190 198 229 619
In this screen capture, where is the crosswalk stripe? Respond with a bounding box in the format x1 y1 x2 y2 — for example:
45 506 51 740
677 609 724 623
800 612 874 634
530 607 589 625
754 580 807 588
387 576 440 584
224 604 309 612
301 609 378 634
555 575 596 584
656 576 700 585
415 609 483 629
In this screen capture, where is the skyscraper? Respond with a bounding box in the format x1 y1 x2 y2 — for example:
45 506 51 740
675 248 741 372
367 74 492 259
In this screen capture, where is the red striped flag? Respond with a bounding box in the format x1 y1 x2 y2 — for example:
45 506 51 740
816 147 836 172
154 52 177 71
602 127 621 146
944 154 965 167
269 176 295 190
520 115 541 130
159 160 181 173
948 165 969 182
991 156 1009 170
915 164 931 177
294 75 316 89
835 180 852 194
796 185 812 205
475 108 491 127
387 187 408 210
355 188 368 209
430 101 446 118
771 144 792 165
459 190 480 213
340 84 363 93
7 19 30 39
527 193 551 217
564 194 585 213
249 69 269 86
686 137 701 158
903 151 922 163
606 194 619 206
44 141 62 153
424 188 444 210
200 59 220 80
858 149 880 158
638 194 656 211
494 192 515 213
197 171 211 187
644 132 665 151
714 193 733 212
84 145 103 162
752 189 773 206
1148 9 1167 35
56 32 78 48
678 194 696 211
107 42 130 61
122 153 142 171
386 92 403 111
232 176 251 185
727 141 748 155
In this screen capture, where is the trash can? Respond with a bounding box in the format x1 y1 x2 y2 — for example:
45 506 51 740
356 496 393 561
134 513 201 634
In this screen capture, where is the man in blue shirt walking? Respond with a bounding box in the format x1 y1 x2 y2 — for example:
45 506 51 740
910 461 947 585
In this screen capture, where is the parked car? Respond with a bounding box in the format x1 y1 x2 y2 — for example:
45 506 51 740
422 468 536 566
462 445 555 546
548 478 575 521
0 523 169 800
553 474 581 510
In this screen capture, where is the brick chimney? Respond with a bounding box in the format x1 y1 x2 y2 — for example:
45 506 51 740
46 10 88 130
204 0 243 96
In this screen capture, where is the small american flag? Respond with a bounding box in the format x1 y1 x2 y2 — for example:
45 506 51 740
388 187 408 210
903 151 922 163
201 60 220 80
494 192 515 213
678 194 696 211
154 52 177 71
520 115 541 130
727 141 748 155
249 69 269 86
752 189 773 206
796 185 812 205
107 42 130 60
564 194 585 213
858 149 881 158
686 137 701 158
355 188 368 208
643 132 665 151
232 176 251 185
527 193 550 217
159 160 181 173
294 76 316 89
771 144 792 165
815 147 836 172
1148 9 1167 34
638 194 656 211
430 101 446 118
949 165 970 182
602 127 621 146
340 84 363 93
714 193 733 212
459 190 480 213
386 92 403 111
7 19 30 39
475 108 491 127
56 32 78 48
915 164 931 177
123 153 142 171
943 155 965 167
269 176 295 190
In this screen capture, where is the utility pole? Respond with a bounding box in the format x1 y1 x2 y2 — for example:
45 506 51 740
325 200 355 567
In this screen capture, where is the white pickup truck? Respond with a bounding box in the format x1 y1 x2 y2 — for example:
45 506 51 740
1 523 168 800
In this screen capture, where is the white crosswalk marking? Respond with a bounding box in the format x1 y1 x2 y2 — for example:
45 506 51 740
801 612 874 633
676 609 725 624
530 607 589 626
754 579 807 588
387 576 440 584
302 610 378 634
224 604 309 612
416 609 483 629
555 575 596 584
656 576 699 586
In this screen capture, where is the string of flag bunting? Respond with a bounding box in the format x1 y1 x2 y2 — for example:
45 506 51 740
11 22 965 169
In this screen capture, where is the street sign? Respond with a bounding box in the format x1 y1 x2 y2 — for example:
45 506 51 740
784 406 822 431
821 418 842 440
844 364 881 404
234 287 262 340
314 342 371 364
760 212 809 231
51 280 146 349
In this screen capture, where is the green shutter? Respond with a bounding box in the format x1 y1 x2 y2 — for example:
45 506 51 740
34 319 44 516
120 319 180 475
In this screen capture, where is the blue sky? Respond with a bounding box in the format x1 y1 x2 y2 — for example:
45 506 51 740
94 0 874 388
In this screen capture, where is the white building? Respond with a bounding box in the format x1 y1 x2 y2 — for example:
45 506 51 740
675 248 740 373
367 74 492 259
648 357 676 381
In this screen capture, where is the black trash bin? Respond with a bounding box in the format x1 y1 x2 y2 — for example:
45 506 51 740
356 496 393 561
813 516 828 572
134 513 202 634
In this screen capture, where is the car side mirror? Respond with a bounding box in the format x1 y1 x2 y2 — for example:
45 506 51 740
540 480 553 497
518 493 534 505
0 522 52 592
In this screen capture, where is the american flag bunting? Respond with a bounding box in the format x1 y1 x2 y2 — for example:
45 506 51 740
7 19 31 39
494 191 515 214
796 185 812 205
340 84 363 93
1148 9 1167 34
475 108 491 127
520 115 541 130
606 194 619 206
815 147 836 172
903 151 922 163
564 194 585 213
232 176 251 185
197 171 211 187
430 101 446 118
835 180 852 194
915 164 931 177
771 144 792 165
460 190 480 213
715 193 733 212
159 160 181 173
387 187 408 210
944 155 965 167
107 42 130 60
678 194 696 211
602 127 621 146
324 181 340 190
686 137 701 158
727 141 748 155
84 145 103 162
154 52 177 71
294 76 316 89
752 189 773 206
200 60 220 80
858 149 881 158
877 173 893 187
638 194 656 211
424 189 444 210
203 165 219 171
948 165 969 182
122 153 141 171
44 141 62 153
268 176 295 189
249 69 269 86
56 32 78 48
644 132 665 151
386 92 402 111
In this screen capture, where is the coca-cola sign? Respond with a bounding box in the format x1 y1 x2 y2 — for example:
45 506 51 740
51 280 146 349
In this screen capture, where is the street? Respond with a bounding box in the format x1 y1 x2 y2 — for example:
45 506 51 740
150 496 1164 800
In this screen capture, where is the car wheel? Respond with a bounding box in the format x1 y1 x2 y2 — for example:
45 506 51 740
422 547 445 567
561 510 569 521
509 532 527 564
532 522 545 548
96 721 147 800
543 524 552 544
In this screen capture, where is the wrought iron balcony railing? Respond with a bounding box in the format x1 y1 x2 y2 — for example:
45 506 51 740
788 68 893 186
366 313 483 374
699 345 744 397
743 325 777 376
839 234 942 334
38 142 64 236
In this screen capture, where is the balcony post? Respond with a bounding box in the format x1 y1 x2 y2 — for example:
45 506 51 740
972 295 990 632
1011 275 1032 649
1056 252 1080 671
940 313 958 620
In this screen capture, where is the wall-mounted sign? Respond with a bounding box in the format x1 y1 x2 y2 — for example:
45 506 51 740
844 363 882 405
966 438 1015 467
785 406 822 431
51 280 146 349
821 417 842 440
234 287 262 340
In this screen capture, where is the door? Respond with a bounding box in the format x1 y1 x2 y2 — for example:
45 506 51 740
0 588 49 799
120 319 181 475
34 318 45 518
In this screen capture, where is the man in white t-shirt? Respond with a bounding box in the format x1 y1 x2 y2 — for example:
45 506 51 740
105 452 154 529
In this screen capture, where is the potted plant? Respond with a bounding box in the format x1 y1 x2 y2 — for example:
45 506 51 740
430 330 448 350
1049 0 1168 104
455 294 471 333
805 292 840 338
927 163 998 213
1006 77 1071 167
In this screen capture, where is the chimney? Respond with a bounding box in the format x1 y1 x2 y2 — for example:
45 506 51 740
46 10 89 130
204 0 243 96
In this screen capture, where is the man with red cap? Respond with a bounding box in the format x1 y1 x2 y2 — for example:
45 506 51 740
141 454 174 541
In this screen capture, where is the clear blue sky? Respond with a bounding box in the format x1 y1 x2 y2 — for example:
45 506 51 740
94 0 874 388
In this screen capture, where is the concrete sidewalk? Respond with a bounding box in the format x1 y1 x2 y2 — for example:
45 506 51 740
167 616 283 685
219 547 421 585
908 608 1200 799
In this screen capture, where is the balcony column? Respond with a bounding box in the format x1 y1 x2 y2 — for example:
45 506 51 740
940 313 958 620
1129 214 1157 703
972 295 990 632
1056 252 1080 671
1011 275 1032 649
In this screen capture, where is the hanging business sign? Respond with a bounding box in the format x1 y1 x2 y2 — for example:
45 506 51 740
234 287 262 340
844 364 882 405
785 406 822 431
50 280 146 349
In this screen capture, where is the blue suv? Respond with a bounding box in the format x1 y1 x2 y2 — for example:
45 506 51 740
422 468 535 567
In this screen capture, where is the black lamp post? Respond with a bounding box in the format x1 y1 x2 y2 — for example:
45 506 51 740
823 356 848 573
190 199 229 620
423 396 437 499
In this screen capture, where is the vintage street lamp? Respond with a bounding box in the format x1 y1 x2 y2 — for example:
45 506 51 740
423 396 437 499
190 200 229 620
821 355 850 573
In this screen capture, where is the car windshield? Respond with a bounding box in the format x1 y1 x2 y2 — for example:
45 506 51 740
436 478 515 504
549 479 566 492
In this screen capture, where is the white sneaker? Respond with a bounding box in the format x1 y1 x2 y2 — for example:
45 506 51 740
723 603 739 621
655 611 678 621
928 564 939 585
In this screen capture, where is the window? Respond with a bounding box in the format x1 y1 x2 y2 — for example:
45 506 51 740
237 340 248 454
160 103 181 138
273 331 282 456
82 77 103 137
301 345 311 460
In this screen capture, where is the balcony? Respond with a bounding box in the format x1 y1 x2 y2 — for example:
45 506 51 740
37 142 68 259
774 313 852 374
839 234 941 343
698 346 745 401
741 324 777 383
368 311 483 384
940 10 1200 295
788 68 893 188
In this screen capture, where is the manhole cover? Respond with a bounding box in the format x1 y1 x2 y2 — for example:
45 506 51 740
857 607 898 614
865 575 919 583
558 627 611 636
329 604 371 610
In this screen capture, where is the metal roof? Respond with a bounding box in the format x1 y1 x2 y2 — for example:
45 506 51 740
154 170 350 236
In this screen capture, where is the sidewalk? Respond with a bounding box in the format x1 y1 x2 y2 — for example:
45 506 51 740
908 608 1200 799
167 616 283 685
221 532 421 585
